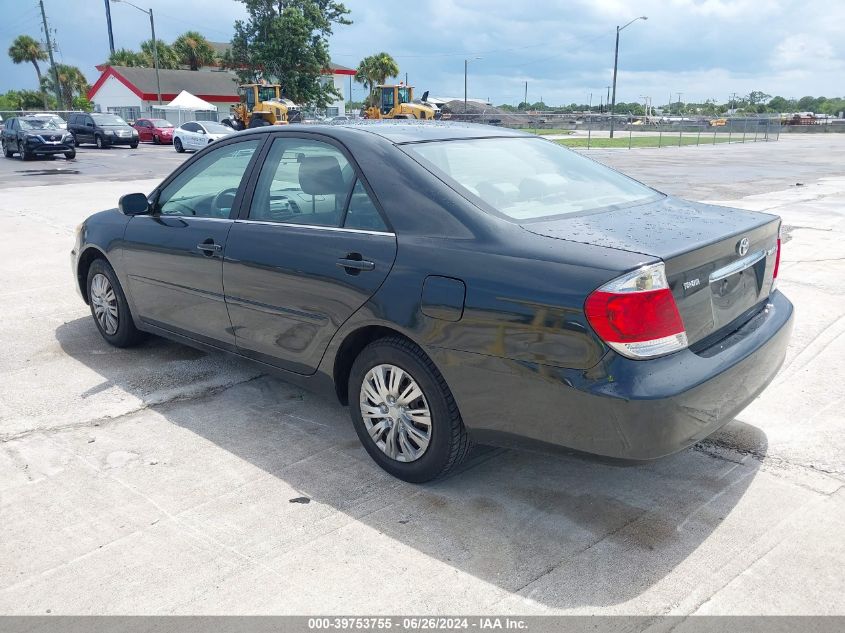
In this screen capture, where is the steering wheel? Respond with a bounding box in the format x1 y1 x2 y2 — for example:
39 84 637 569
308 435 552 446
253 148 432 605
211 187 239 213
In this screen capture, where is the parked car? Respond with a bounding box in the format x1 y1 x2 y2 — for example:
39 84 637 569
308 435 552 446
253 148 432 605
173 121 234 153
329 115 351 123
2 116 75 160
67 112 138 149
28 113 68 129
71 123 793 483
133 118 175 144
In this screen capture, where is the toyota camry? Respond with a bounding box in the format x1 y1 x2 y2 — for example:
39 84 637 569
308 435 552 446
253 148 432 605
71 123 793 482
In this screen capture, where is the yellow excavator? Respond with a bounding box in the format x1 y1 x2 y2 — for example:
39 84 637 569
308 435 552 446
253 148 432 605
363 85 437 120
231 84 301 128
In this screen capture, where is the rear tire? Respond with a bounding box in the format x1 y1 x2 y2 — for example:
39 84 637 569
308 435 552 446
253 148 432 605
86 258 145 348
2 140 13 158
174 138 184 153
349 336 470 483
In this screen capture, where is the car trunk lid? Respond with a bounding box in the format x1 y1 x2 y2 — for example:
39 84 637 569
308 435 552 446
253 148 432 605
521 196 781 345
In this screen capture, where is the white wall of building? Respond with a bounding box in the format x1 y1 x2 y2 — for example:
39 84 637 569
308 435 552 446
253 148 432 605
318 74 347 116
91 76 143 112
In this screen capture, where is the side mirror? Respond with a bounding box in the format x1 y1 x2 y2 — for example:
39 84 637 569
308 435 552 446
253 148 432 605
119 192 150 216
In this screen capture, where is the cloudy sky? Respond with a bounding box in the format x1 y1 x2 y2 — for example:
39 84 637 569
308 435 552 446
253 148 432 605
2 0 842 106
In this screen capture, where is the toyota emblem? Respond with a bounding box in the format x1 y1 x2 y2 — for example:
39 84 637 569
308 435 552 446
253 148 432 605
737 237 750 256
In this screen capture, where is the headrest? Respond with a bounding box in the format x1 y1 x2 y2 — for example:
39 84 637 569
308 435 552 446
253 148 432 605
298 156 346 196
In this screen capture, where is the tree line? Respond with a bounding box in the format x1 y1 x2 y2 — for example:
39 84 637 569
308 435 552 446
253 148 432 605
498 92 845 117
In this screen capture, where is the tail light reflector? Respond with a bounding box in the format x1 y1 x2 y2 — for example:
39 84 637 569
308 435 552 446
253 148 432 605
585 263 688 359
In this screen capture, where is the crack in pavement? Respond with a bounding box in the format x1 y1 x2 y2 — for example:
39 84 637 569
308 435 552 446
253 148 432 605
0 373 266 444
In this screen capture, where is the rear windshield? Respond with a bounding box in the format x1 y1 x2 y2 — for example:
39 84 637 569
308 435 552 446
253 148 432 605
404 137 660 220
150 119 173 127
91 114 128 126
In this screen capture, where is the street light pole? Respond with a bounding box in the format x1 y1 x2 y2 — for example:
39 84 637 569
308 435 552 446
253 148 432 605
111 0 161 105
463 57 481 114
609 16 647 138
464 59 467 113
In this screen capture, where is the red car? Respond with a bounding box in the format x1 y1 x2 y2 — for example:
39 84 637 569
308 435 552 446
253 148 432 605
132 118 175 144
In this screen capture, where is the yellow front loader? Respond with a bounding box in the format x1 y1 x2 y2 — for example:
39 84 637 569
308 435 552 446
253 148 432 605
364 85 437 120
232 84 301 128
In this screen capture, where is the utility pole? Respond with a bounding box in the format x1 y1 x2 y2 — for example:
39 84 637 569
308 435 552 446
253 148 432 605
38 0 63 109
104 0 115 55
405 72 408 86
110 1 161 105
677 92 683 112
524 81 528 108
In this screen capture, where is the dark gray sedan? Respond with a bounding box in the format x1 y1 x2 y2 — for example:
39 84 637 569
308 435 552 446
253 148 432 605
71 123 793 482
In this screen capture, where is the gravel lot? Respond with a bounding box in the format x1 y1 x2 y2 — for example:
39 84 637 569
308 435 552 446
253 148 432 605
1 134 843 615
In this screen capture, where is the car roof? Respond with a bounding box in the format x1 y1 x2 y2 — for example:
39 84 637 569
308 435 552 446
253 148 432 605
236 121 532 145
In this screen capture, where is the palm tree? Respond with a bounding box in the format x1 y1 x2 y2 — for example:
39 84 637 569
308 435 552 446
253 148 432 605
8 35 49 109
355 52 399 106
140 39 180 70
42 64 89 110
107 48 147 67
173 31 216 71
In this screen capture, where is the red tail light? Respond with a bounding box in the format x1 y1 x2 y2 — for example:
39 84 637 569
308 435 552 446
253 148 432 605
585 263 688 359
773 237 781 280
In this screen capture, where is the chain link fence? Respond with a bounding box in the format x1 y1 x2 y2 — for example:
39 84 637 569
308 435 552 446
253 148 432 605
437 111 781 148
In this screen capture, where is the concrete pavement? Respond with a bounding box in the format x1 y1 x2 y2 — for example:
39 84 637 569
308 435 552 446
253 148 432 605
0 134 842 615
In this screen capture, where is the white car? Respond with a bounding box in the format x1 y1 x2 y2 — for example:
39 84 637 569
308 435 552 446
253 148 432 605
173 120 234 153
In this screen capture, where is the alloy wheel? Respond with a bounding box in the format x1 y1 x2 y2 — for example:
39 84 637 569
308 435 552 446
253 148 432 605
90 273 119 335
359 364 432 462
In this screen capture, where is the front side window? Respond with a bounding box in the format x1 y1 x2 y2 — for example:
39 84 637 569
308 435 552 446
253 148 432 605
404 137 661 221
397 88 410 105
249 137 355 227
157 140 260 218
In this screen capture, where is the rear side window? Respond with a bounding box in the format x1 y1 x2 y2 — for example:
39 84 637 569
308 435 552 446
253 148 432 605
248 137 355 227
344 179 387 231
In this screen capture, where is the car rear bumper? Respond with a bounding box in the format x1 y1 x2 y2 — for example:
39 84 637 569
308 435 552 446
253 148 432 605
431 290 794 459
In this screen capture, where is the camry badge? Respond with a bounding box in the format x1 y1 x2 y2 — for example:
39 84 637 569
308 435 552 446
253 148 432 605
737 237 750 257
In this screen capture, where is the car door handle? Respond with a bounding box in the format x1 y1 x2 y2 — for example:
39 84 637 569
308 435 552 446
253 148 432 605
337 255 375 273
197 241 222 255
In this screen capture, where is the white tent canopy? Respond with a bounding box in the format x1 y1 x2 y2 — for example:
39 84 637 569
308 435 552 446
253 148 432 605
163 91 217 111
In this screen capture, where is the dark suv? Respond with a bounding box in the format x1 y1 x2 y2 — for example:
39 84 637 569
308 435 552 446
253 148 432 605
67 112 139 149
1 116 75 160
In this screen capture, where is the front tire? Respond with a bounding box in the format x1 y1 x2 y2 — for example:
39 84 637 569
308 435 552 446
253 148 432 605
153 135 160 145
130 142 138 149
86 258 145 348
95 135 106 149
174 137 184 153
64 149 76 159
349 337 470 483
